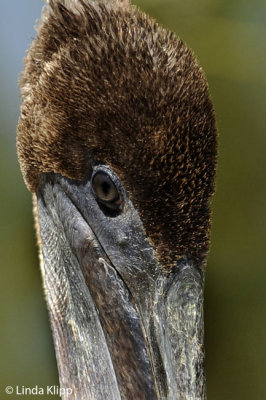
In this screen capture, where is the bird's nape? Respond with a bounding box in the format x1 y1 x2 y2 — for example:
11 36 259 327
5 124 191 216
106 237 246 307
17 0 217 399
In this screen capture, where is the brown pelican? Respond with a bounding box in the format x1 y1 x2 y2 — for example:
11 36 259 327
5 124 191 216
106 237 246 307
17 0 217 399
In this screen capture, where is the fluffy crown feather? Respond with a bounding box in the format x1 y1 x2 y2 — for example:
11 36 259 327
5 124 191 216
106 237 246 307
17 0 217 269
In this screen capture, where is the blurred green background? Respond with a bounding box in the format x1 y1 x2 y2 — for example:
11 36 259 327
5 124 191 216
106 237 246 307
0 0 265 399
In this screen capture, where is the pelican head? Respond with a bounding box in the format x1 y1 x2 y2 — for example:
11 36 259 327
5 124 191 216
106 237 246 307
17 0 217 399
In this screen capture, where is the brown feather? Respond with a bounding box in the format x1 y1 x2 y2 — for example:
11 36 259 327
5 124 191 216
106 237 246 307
17 0 217 270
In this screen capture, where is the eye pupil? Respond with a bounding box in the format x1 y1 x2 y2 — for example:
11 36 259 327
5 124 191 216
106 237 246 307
101 181 111 196
92 171 121 210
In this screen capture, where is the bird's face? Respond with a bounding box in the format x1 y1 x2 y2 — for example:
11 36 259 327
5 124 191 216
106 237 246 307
17 0 217 398
37 167 162 398
36 164 205 399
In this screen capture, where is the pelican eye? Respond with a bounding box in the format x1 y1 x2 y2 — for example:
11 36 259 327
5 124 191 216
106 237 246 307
92 171 121 211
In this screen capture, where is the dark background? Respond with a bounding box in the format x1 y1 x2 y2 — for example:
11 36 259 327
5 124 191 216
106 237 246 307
0 0 265 399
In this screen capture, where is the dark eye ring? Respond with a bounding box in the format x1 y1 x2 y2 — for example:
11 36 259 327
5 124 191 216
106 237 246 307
91 170 121 211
